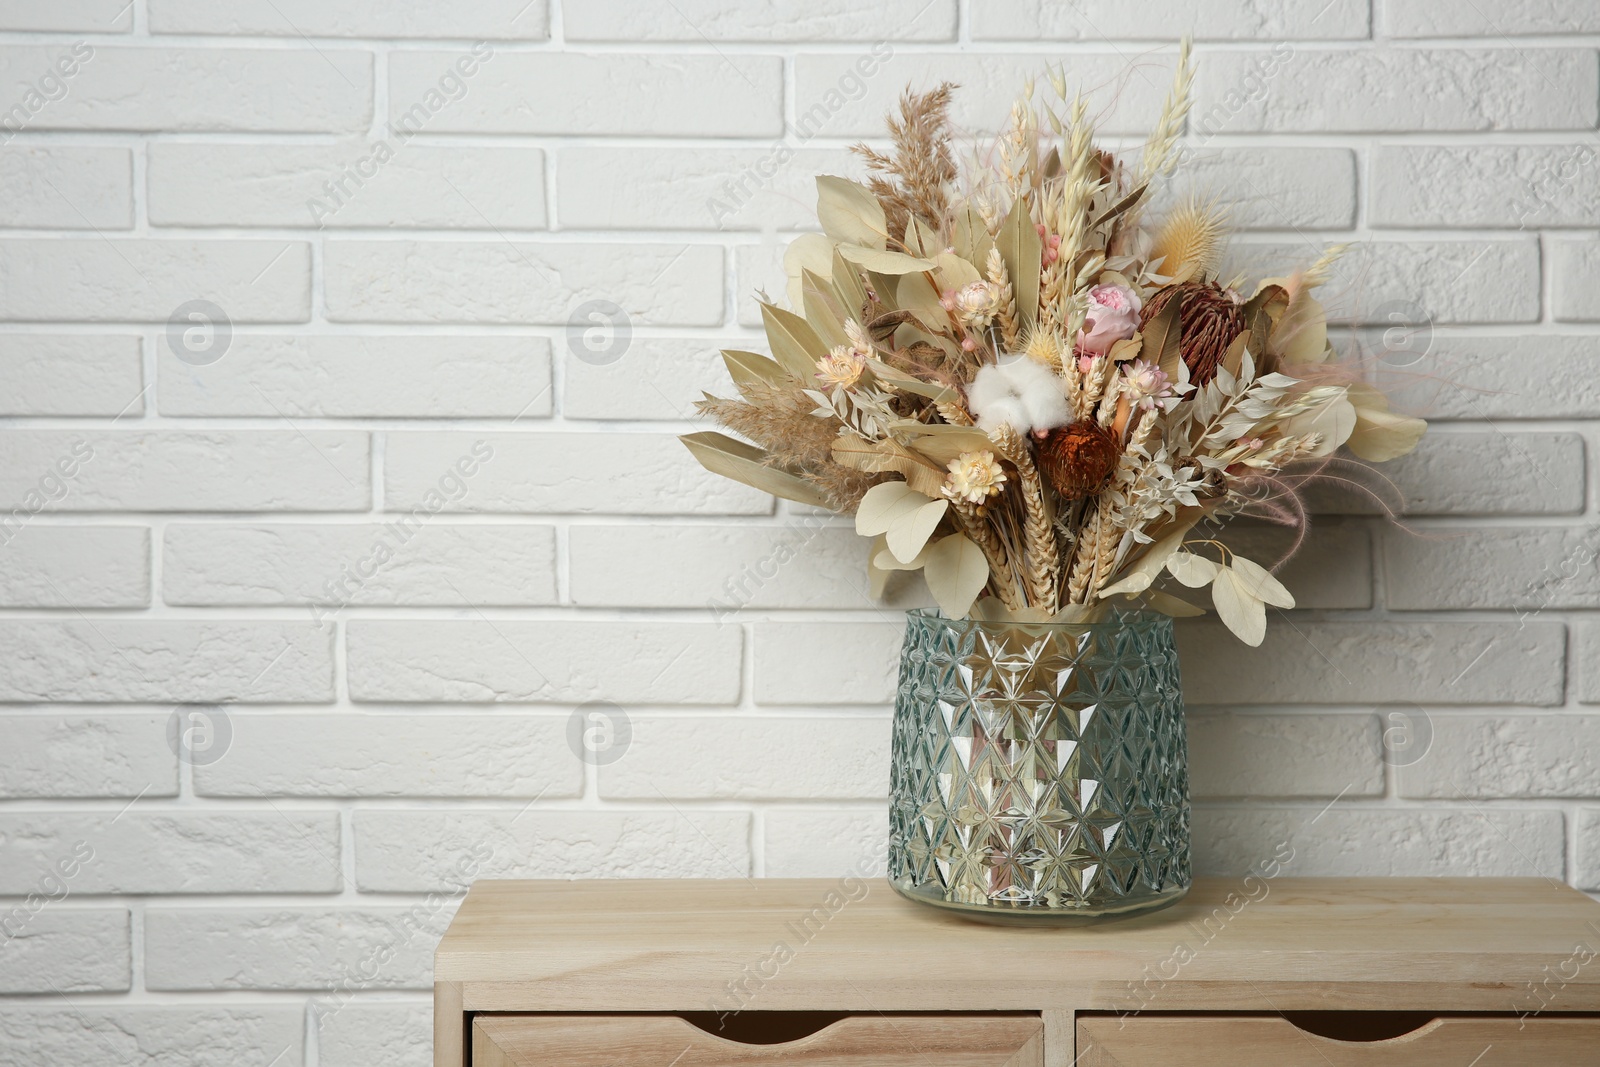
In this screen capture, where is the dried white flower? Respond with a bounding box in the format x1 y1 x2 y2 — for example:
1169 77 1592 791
815 345 866 390
942 450 1008 504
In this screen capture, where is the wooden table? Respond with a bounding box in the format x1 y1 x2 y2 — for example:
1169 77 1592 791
436 877 1600 1066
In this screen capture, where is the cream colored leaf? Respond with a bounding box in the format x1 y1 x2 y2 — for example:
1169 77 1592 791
854 480 923 536
933 251 983 291
816 175 888 249
866 534 892 597
1165 550 1220 589
1272 286 1329 365
922 533 990 619
1283 392 1355 458
1098 515 1203 598
1228 555 1295 609
836 245 937 274
1345 381 1427 462
759 302 827 381
1212 568 1267 646
874 542 932 572
783 233 837 308
679 432 829 509
886 498 949 564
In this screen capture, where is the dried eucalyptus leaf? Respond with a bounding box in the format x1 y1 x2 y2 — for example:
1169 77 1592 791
816 175 888 249
1228 555 1295 609
854 480 926 536
886 498 950 563
1212 567 1267 646
1165 550 1220 589
922 533 989 619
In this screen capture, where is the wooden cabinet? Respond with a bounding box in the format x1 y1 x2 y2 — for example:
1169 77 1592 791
436 878 1600 1067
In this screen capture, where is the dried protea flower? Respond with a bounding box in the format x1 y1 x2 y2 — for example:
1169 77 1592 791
1036 420 1120 500
1141 281 1245 386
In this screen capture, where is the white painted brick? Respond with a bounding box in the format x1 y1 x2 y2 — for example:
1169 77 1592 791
149 143 547 229
1154 147 1356 230
1581 624 1600 705
384 433 766 515
563 337 731 421
1384 1 1600 36
0 525 148 608
1372 144 1600 228
0 714 175 798
1177 620 1567 706
973 0 1368 39
324 240 722 325
570 524 927 610
1385 525 1600 610
559 147 856 231
1552 238 1600 321
0 430 369 511
0 239 310 323
1376 334 1600 420
389 52 781 136
0 335 143 417
1218 521 1372 610
1308 432 1584 517
0 812 341 893
1579 808 1600 890
347 620 742 704
145 906 448 991
0 909 128 993
1189 714 1383 799
794 52 1173 137
151 0 547 38
754 622 902 706
0 0 131 31
1195 49 1598 131
354 809 752 890
194 713 581 798
1194 806 1564 877
163 524 557 607
0 1008 302 1067
1397 715 1600 798
160 334 550 419
599 715 890 800
0 46 371 132
0 621 334 702
763 808 887 878
315 1002 431 1067
735 240 788 327
0 148 129 228
1229 238 1540 325
566 0 954 41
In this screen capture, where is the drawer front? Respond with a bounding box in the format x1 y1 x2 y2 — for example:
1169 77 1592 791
475 1014 1043 1067
1078 1014 1599 1066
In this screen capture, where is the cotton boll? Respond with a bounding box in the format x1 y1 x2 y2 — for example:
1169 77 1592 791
975 395 1030 435
965 364 1011 418
999 357 1073 432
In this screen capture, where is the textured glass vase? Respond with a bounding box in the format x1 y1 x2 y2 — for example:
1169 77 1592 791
888 608 1190 924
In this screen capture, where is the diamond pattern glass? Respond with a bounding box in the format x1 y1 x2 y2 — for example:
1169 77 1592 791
888 608 1190 924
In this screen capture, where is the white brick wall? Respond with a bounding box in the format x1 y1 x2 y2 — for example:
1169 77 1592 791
0 3 1596 1063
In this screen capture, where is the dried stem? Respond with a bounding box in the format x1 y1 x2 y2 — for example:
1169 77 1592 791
991 424 1059 613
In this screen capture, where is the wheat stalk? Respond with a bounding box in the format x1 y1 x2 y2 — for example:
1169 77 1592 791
990 424 1059 613
985 248 1020 349
951 500 1024 611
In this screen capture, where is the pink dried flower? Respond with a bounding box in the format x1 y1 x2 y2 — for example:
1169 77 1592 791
1076 284 1142 356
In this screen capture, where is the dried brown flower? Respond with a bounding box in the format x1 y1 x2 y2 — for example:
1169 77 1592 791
1036 420 1119 500
850 82 958 242
1141 281 1246 386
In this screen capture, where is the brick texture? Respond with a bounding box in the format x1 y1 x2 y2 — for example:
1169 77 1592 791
0 13 1592 1065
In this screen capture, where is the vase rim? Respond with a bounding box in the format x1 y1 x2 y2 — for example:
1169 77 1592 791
905 606 1174 631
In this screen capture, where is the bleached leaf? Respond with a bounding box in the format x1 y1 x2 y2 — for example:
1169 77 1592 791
783 233 837 308
886 498 950 564
933 251 983 291
816 175 888 249
922 533 990 619
1345 381 1427 462
1165 550 1220 589
1098 515 1202 597
874 542 932 572
1229 555 1295 609
1212 568 1267 646
854 481 924 536
680 432 829 509
836 245 937 274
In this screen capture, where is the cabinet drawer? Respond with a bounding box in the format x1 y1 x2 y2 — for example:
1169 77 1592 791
1078 1014 1599 1066
474 1013 1043 1066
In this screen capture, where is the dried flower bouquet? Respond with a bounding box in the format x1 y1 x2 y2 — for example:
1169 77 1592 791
684 47 1425 645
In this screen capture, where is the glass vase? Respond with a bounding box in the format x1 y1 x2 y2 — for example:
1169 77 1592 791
887 607 1190 925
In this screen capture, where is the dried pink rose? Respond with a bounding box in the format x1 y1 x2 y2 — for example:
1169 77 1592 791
1076 284 1143 356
